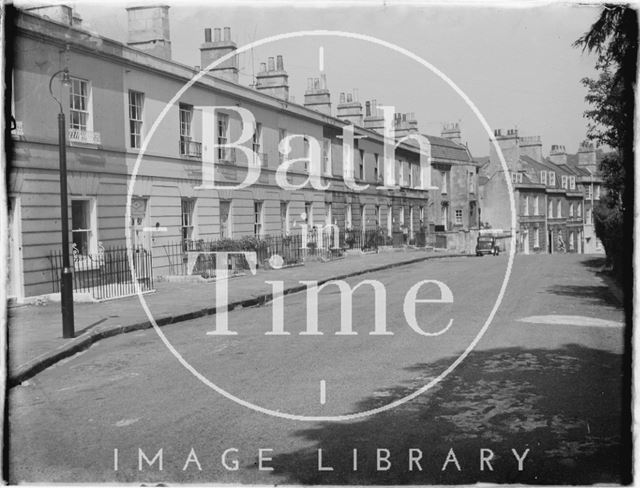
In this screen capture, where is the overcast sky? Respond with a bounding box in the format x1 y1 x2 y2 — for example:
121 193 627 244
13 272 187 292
62 0 602 157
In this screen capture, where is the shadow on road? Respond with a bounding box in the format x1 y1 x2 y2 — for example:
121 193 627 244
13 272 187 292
546 284 618 307
260 344 627 485
580 257 607 270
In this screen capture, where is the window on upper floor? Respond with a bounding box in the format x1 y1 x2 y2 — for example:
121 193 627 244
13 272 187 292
468 171 475 194
540 170 547 185
523 195 529 216
359 149 365 180
533 195 540 215
569 202 574 217
595 185 601 200
561 175 568 189
253 122 263 166
548 171 556 186
569 176 576 190
303 136 311 173
217 113 229 161
548 199 553 217
440 171 448 194
408 163 414 188
128 90 144 149
556 199 562 218
179 104 200 157
511 172 523 184
374 154 380 183
70 77 92 132
278 128 287 164
577 202 582 217
398 160 404 186
322 138 332 176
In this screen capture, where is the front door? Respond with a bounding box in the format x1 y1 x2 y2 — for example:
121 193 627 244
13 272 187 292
8 198 24 301
522 230 530 255
130 197 150 250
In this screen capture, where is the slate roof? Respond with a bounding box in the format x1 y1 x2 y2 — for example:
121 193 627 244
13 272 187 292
424 135 474 163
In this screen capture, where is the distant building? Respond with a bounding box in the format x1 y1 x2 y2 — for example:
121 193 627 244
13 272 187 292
478 129 604 254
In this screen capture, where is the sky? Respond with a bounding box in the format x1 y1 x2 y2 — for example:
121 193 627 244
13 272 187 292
53 0 602 157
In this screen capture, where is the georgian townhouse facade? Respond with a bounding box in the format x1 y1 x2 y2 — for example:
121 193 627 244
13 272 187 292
478 129 603 255
7 5 477 300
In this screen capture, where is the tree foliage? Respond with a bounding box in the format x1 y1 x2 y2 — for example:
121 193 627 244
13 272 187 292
575 5 636 276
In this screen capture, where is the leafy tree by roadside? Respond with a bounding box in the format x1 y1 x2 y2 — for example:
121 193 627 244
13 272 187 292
574 5 636 284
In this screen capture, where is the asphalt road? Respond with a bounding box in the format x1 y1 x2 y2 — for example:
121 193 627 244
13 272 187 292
8 254 627 484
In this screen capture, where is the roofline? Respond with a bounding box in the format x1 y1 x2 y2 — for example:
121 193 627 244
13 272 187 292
15 8 469 160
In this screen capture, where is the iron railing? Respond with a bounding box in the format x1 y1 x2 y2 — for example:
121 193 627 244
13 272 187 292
49 244 153 300
68 128 101 145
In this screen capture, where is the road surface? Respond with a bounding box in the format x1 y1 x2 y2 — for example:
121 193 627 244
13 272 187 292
8 254 627 484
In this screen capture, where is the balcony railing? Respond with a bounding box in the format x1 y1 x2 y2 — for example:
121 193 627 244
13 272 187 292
68 128 101 145
179 137 202 158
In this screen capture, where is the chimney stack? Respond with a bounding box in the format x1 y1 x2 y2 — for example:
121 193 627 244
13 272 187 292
200 26 238 83
304 75 332 115
363 99 385 133
255 54 289 100
549 144 567 165
519 135 542 162
395 112 419 139
488 127 519 172
577 140 597 174
126 5 172 60
336 89 363 126
441 122 462 145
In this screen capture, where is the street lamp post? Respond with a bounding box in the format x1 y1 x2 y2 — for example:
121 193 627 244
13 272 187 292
49 68 75 338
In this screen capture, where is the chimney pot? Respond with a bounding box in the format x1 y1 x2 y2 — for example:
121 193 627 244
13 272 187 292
340 92 345 103
268 57 275 71
346 93 352 103
223 27 231 41
307 78 313 90
276 55 284 71
214 28 221 42
353 88 358 101
204 28 212 43
260 62 267 72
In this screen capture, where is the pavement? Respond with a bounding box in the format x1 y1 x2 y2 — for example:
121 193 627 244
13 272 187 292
7 247 465 386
